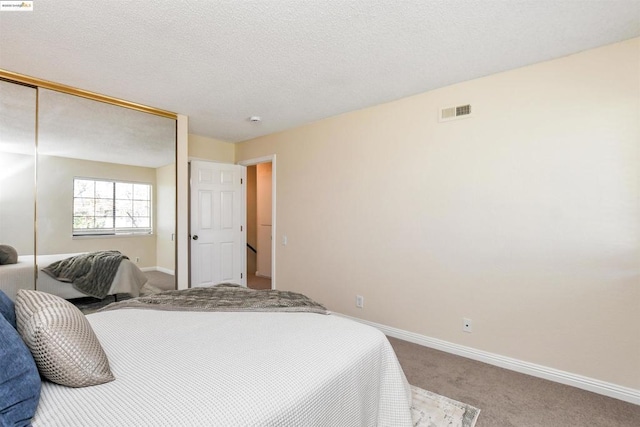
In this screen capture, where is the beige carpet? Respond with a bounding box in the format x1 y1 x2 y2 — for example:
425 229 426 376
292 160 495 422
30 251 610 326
412 385 480 427
390 337 640 427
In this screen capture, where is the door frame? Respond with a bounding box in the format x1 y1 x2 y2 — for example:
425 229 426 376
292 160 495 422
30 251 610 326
239 155 276 289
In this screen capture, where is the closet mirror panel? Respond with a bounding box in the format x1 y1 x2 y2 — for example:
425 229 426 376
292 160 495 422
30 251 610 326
35 88 177 296
0 80 36 299
0 79 37 299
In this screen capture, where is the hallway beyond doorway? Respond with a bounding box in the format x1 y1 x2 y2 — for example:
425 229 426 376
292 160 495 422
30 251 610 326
247 272 271 290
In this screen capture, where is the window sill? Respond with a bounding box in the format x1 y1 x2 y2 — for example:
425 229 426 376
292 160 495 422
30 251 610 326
72 234 154 240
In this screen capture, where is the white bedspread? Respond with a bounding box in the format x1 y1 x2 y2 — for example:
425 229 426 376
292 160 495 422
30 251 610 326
33 310 412 426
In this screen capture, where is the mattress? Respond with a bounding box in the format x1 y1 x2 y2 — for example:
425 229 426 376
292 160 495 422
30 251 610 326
0 254 148 300
33 310 413 426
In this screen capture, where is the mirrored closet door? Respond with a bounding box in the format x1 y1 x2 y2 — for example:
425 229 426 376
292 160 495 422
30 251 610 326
35 89 177 295
0 73 177 299
0 79 36 299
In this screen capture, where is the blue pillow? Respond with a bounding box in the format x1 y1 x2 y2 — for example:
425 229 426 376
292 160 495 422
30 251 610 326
0 314 41 426
0 290 15 328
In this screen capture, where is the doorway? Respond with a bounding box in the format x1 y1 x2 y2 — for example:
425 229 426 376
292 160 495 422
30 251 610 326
240 155 276 290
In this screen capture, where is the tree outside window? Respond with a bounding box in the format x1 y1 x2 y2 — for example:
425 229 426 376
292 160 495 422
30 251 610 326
73 178 152 236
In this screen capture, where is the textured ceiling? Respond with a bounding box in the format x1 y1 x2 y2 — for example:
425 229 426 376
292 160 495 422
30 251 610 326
0 0 638 143
36 89 175 168
0 82 175 168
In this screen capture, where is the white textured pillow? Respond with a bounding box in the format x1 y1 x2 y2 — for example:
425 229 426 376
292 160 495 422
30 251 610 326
15 290 115 387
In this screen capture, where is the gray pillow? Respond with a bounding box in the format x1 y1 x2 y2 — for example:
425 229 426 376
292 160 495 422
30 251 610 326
0 244 18 265
15 290 115 388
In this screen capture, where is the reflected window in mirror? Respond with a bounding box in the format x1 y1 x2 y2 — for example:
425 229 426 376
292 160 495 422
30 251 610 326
73 178 153 237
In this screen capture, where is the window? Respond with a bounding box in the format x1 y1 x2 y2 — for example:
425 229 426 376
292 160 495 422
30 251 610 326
73 178 152 236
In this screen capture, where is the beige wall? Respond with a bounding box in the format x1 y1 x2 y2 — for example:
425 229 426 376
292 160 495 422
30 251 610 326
236 38 640 388
36 155 157 267
156 163 175 273
188 134 235 163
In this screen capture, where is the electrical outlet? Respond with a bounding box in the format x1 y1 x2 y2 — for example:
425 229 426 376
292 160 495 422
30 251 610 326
463 318 472 333
356 295 364 308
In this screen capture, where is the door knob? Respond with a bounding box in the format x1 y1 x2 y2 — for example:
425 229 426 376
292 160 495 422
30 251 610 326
192 235 199 240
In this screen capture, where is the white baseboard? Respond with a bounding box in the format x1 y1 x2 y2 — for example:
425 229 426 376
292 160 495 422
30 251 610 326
140 266 175 275
336 313 640 405
156 266 175 275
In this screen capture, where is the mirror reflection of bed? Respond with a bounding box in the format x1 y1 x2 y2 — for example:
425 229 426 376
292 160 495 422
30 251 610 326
0 79 177 303
0 248 175 304
38 251 147 299
38 251 176 314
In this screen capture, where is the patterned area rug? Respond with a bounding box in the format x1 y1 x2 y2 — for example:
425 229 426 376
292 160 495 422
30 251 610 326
411 385 480 427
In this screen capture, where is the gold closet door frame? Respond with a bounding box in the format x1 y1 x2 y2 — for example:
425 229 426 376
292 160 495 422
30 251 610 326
0 69 177 119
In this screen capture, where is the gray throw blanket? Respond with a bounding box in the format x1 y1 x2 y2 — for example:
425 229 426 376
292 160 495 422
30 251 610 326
99 284 329 315
42 251 128 299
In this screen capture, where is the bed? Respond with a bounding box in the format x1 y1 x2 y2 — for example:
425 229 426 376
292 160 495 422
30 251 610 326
7 286 413 426
34 310 412 426
0 253 148 301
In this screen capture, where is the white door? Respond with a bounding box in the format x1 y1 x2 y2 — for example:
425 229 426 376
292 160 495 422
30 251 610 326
190 161 246 287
